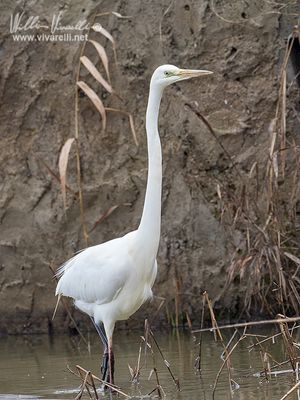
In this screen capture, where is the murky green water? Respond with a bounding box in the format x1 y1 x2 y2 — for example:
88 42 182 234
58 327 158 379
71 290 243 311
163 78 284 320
0 329 299 399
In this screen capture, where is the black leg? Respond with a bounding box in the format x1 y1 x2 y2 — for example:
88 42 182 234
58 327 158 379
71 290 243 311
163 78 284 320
90 317 108 347
101 350 109 381
90 318 110 383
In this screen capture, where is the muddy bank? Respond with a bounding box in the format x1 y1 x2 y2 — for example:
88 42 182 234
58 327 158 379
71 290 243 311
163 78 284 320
0 0 299 334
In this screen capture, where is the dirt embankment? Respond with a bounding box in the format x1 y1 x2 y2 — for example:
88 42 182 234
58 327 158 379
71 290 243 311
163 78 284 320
0 0 299 334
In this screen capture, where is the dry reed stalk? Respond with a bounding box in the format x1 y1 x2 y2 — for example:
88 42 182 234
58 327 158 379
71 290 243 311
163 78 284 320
203 292 230 356
203 292 233 385
203 292 235 398
87 371 99 400
187 28 300 316
277 315 299 371
67 364 130 398
195 293 206 371
244 333 267 338
185 311 193 332
153 367 164 399
259 351 271 382
128 337 143 383
58 11 136 245
173 276 180 328
279 380 300 400
141 321 165 398
143 318 150 361
296 361 300 400
220 330 239 361
75 368 93 400
250 321 300 378
252 357 300 378
247 324 300 350
75 138 89 246
253 333 281 373
147 296 166 327
270 33 294 180
193 316 300 333
212 331 247 399
149 329 180 390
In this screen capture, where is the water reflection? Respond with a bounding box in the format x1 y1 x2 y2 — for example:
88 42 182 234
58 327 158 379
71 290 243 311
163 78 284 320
0 329 298 399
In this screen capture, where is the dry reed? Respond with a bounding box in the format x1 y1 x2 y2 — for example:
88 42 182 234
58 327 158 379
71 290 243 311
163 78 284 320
54 11 137 246
187 27 300 317
68 364 130 398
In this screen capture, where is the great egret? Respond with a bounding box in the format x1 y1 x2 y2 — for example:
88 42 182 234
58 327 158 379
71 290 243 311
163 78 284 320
55 64 212 385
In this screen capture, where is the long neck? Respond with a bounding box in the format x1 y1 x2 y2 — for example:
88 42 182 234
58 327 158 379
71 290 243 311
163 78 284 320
137 83 163 253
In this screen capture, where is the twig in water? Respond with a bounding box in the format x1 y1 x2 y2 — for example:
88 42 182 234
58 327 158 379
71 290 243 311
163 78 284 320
212 330 247 400
128 337 143 383
195 293 206 371
149 329 180 390
75 368 93 400
259 351 271 382
142 323 164 399
67 364 130 398
221 330 239 361
253 357 300 378
247 325 300 350
204 292 233 398
193 316 300 333
279 380 300 400
185 311 193 333
277 315 299 371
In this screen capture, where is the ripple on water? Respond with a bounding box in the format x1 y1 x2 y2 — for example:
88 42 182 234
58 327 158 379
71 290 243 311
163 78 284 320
0 330 299 400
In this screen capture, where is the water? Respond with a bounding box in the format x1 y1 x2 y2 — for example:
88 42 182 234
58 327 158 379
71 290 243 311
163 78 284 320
0 329 299 399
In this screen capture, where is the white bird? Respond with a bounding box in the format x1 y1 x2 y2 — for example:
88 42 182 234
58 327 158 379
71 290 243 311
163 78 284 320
55 64 213 385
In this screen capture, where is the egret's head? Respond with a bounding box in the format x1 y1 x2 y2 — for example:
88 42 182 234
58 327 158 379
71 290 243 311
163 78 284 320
151 64 213 89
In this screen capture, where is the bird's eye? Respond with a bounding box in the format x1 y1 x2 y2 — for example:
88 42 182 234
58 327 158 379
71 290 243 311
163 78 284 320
164 71 171 77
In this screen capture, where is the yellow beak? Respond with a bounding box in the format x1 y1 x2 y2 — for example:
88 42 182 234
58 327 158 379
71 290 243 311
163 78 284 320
177 69 213 78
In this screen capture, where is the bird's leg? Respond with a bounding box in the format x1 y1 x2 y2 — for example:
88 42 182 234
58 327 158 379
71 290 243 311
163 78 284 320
108 337 115 385
101 348 109 382
90 318 109 384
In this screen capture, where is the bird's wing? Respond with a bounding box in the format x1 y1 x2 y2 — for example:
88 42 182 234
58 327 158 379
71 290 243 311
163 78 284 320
55 234 134 305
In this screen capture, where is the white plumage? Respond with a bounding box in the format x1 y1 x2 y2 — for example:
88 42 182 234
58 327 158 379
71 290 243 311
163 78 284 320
55 64 212 386
56 231 157 335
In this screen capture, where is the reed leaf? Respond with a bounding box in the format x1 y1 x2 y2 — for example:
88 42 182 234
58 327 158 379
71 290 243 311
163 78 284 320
80 55 113 94
92 23 117 62
111 11 132 19
77 81 106 130
59 138 75 211
88 40 110 83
